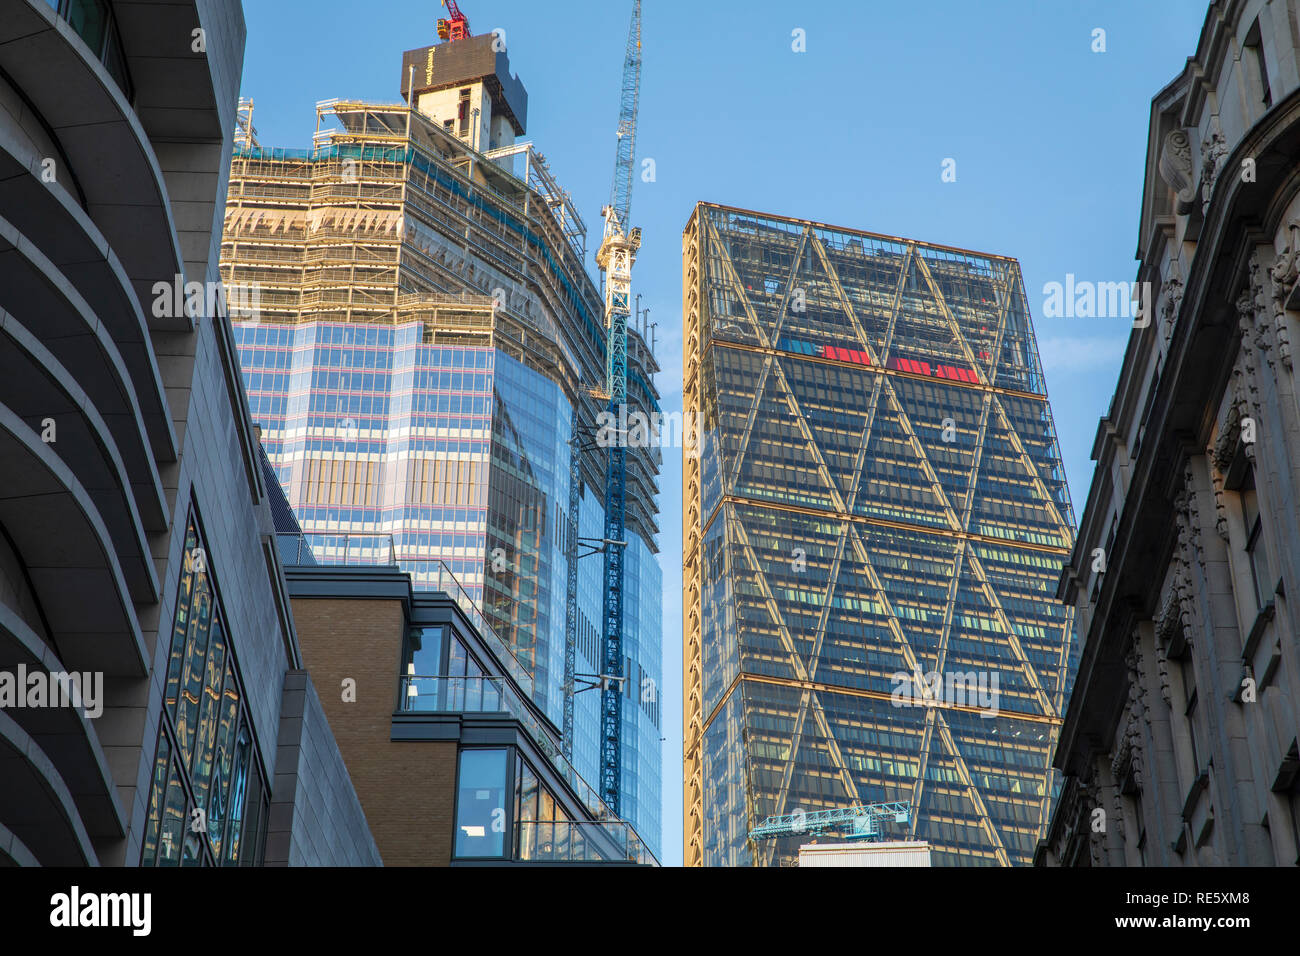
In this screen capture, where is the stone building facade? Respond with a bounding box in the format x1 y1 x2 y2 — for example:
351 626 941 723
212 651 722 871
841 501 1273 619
1039 0 1300 866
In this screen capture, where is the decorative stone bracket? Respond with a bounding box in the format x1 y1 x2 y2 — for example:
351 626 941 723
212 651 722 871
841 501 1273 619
1269 221 1300 371
1158 128 1199 217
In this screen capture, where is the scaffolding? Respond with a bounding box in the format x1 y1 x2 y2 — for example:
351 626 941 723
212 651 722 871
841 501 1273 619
219 96 660 544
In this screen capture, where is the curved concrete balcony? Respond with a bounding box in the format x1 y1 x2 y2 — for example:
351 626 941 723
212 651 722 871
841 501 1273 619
0 0 186 329
0 402 145 678
0 215 169 548
0 120 178 471
0 311 158 603
0 708 98 866
0 602 123 851
0 819 39 867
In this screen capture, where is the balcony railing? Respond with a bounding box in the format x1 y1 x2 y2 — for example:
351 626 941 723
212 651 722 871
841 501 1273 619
516 821 652 865
401 675 511 715
426 561 534 697
276 532 397 568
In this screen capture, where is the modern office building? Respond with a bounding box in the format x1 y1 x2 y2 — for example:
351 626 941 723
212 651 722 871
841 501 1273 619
279 529 657 865
0 0 376 866
220 29 663 854
683 203 1078 866
1039 0 1300 868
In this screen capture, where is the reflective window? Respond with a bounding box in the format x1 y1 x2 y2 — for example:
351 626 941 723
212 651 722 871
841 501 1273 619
454 748 509 858
405 625 445 677
690 205 1075 866
63 0 107 54
141 509 269 866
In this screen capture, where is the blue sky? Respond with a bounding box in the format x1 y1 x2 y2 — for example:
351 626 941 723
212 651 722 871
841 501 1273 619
240 0 1209 865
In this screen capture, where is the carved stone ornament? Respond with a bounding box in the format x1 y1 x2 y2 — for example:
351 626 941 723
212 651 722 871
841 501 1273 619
1153 619 1174 706
1231 292 1262 420
1124 642 1146 787
1171 559 1198 651
1111 784 1126 842
1207 458 1230 541
1200 125 1230 217
1175 464 1205 570
1158 128 1198 214
1270 222 1300 371
1160 274 1184 352
1076 767 1108 866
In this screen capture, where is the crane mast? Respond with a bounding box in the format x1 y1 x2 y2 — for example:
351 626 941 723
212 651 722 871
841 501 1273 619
437 0 470 42
595 0 642 814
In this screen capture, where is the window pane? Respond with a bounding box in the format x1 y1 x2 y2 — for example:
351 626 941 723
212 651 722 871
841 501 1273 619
176 585 213 768
191 618 226 818
65 0 108 56
207 661 240 858
449 636 467 677
158 761 187 867
518 762 538 822
140 729 172 866
454 749 508 857
1241 486 1260 531
103 20 131 99
223 725 251 865
164 522 200 718
182 828 204 867
240 759 266 866
406 626 444 676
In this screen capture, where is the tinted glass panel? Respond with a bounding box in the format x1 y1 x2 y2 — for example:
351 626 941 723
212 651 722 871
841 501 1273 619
454 748 508 858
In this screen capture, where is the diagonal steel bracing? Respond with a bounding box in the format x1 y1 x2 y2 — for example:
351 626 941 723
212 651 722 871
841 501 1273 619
694 210 1068 865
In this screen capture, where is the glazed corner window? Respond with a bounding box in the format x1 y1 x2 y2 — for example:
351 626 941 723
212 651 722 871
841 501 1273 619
140 510 270 866
1240 473 1274 609
454 748 509 858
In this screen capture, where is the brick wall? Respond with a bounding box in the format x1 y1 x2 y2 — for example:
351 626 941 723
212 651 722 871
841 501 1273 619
292 596 456 865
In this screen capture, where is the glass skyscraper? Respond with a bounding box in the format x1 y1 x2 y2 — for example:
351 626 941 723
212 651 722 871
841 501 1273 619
221 38 662 856
682 203 1077 867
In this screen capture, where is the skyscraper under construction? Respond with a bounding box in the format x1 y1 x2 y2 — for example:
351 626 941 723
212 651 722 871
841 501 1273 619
219 27 663 857
682 203 1077 866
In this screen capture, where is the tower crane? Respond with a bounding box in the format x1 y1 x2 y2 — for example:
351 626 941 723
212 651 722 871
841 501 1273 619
594 0 642 814
437 0 471 42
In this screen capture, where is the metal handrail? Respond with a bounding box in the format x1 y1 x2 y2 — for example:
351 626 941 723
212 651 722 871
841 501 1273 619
426 561 533 698
515 820 650 865
276 532 397 567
